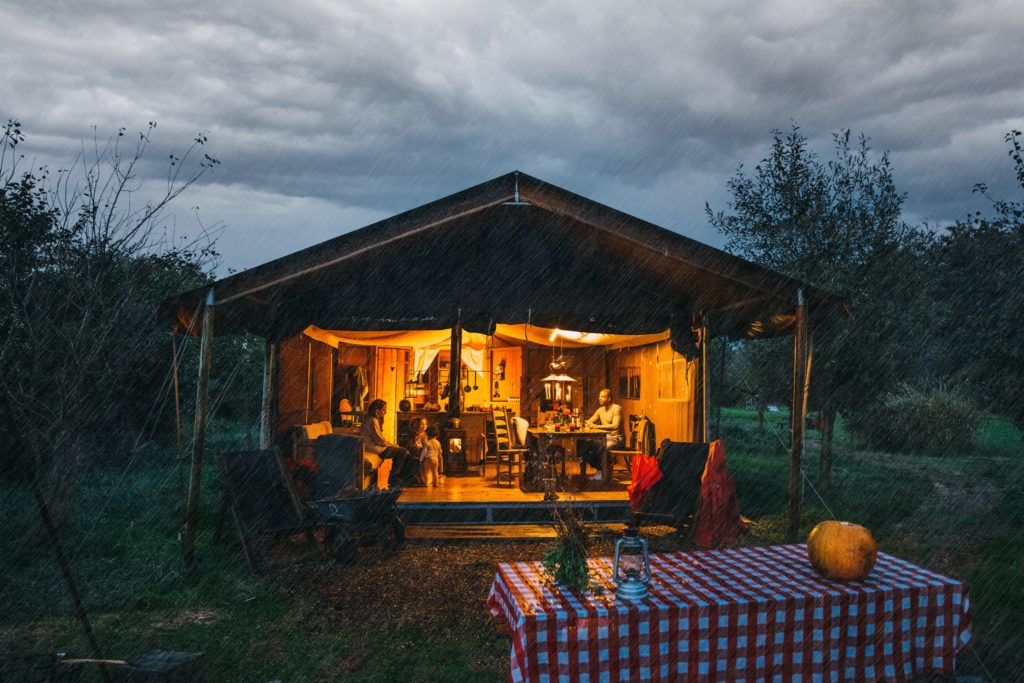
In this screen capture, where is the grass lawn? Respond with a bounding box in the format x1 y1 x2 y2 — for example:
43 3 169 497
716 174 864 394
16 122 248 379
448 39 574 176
2 411 1021 681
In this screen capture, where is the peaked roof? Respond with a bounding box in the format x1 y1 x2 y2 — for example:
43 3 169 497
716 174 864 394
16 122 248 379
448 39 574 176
163 171 833 341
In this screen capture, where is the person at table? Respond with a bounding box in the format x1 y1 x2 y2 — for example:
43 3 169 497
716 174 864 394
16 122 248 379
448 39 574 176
361 399 421 487
579 388 625 482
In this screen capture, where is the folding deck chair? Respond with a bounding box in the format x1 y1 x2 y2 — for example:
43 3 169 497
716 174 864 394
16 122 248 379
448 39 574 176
631 440 748 547
218 449 321 572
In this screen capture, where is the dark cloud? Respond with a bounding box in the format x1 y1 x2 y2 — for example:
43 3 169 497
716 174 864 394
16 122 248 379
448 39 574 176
2 0 1022 272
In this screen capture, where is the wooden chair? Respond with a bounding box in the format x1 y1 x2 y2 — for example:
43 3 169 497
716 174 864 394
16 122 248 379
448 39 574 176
480 414 497 479
494 408 529 487
610 416 655 479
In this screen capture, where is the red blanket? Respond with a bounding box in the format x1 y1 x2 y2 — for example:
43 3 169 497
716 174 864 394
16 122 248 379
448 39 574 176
627 453 663 511
693 440 749 548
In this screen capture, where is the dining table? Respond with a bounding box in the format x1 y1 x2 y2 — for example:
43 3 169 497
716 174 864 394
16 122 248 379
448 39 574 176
526 427 611 488
487 544 972 682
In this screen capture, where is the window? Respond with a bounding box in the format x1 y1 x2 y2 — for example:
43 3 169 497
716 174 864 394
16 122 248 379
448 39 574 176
618 367 641 399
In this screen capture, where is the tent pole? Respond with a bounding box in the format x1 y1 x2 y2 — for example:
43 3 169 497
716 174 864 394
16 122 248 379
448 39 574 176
786 288 808 543
260 340 276 449
183 288 214 571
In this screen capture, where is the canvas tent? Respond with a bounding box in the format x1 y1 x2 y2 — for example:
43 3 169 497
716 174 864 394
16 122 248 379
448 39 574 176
163 171 835 565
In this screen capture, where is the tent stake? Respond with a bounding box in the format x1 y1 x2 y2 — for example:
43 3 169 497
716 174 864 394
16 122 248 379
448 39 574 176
183 288 215 571
787 289 809 543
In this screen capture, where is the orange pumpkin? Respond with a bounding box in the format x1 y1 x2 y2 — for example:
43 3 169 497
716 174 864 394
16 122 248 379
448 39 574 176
806 521 877 581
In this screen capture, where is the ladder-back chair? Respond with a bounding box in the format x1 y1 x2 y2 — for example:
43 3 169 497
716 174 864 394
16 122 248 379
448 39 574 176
494 408 529 487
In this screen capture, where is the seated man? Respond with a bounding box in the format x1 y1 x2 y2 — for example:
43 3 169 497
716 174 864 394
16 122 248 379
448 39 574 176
360 398 420 488
579 388 625 484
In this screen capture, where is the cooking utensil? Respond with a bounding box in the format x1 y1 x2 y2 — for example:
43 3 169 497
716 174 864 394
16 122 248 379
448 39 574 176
472 371 478 390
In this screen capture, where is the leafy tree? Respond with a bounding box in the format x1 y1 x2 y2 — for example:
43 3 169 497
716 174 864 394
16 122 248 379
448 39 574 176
931 131 1024 431
0 119 220 527
707 125 929 487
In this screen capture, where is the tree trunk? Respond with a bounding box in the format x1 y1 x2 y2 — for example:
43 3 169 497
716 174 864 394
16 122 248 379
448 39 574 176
817 406 837 490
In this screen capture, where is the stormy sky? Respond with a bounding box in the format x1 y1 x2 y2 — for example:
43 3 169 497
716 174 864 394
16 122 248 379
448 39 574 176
3 0 1022 273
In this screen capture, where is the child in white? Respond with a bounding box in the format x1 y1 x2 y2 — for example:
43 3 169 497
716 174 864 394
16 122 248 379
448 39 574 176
420 425 443 487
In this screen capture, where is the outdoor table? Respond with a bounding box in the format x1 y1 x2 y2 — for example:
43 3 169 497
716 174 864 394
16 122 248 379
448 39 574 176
487 544 971 682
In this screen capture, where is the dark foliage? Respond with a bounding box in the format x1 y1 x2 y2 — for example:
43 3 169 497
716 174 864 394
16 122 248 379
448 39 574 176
929 130 1024 431
0 119 221 524
845 382 981 455
707 125 930 484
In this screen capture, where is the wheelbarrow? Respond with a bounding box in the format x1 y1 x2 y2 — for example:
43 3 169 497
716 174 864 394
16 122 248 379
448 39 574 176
306 487 405 564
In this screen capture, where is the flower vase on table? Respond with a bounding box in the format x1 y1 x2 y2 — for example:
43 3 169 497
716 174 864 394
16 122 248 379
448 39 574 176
550 403 572 431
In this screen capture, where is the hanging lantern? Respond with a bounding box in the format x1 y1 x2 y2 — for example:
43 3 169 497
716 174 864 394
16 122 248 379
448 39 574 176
541 373 576 404
613 524 651 600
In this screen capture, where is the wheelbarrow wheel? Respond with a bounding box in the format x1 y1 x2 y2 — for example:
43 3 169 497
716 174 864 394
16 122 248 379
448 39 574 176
381 515 405 552
324 525 358 565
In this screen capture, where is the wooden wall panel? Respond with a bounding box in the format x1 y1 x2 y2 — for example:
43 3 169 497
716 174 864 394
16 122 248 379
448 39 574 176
490 346 522 409
607 340 697 443
309 339 333 423
276 334 310 433
519 345 607 425
372 347 407 441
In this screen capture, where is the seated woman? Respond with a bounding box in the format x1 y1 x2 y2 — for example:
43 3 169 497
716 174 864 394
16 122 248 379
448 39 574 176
360 399 420 488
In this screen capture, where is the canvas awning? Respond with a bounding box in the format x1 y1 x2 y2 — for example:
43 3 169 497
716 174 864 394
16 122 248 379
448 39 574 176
302 324 670 373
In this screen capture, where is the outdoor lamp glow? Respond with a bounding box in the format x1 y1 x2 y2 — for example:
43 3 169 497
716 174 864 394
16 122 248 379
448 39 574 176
613 524 651 600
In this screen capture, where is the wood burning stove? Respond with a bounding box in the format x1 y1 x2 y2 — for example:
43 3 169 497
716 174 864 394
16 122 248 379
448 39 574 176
442 426 467 475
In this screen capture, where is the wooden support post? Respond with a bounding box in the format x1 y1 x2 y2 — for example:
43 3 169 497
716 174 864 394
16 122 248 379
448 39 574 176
259 340 276 450
304 341 313 424
182 289 214 571
701 315 710 443
171 333 185 498
786 288 809 543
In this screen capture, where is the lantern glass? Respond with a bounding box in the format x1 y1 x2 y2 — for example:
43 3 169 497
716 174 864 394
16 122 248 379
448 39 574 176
613 525 651 600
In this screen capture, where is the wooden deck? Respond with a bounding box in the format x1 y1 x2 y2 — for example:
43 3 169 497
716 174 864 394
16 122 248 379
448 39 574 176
393 465 633 526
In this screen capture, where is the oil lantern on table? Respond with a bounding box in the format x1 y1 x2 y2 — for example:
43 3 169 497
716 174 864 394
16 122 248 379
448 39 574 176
613 523 651 600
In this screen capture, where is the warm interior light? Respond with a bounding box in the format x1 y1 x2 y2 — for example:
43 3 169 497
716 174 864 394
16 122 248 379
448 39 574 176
548 328 605 345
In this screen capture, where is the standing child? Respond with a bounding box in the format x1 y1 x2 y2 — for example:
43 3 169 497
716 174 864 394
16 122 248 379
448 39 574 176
420 425 443 487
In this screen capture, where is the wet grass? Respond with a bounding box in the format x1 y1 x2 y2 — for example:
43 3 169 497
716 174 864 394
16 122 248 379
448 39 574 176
1 411 1021 680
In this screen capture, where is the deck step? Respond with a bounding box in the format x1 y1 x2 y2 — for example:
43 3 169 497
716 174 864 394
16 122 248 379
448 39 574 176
397 500 632 525
405 522 627 541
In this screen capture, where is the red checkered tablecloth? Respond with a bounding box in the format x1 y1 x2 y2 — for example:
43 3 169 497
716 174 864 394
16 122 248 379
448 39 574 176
487 544 971 682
